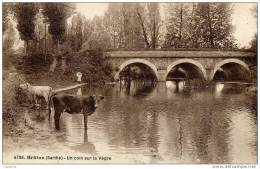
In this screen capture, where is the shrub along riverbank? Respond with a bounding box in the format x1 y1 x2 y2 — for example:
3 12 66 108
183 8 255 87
7 49 113 87
3 49 113 138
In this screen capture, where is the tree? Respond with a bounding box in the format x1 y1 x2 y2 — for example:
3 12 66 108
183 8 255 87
163 3 195 48
3 22 15 54
42 3 75 72
135 3 150 48
75 14 83 51
104 3 124 48
164 3 186 48
163 3 237 49
69 13 84 52
42 3 75 54
104 3 148 49
80 17 94 51
3 21 16 70
134 3 161 49
194 3 237 48
82 17 93 44
33 11 46 53
146 3 161 48
13 3 39 54
121 3 145 48
88 16 111 50
3 3 11 33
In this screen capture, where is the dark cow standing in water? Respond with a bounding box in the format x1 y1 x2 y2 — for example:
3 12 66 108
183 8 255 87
50 94 104 130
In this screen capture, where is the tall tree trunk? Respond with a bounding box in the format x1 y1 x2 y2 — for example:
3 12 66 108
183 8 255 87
44 23 47 62
178 4 183 48
151 16 156 49
61 55 67 74
152 24 155 48
49 42 59 72
207 4 214 48
25 40 29 55
122 9 128 48
136 9 150 48
191 4 199 48
25 40 32 55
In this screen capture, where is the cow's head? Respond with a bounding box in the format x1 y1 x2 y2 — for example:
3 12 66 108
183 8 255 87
19 83 30 91
86 95 104 115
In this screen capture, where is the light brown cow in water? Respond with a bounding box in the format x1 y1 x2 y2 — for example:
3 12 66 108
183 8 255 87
19 83 53 109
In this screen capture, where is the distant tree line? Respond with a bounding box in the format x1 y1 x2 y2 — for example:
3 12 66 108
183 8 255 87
3 2 257 56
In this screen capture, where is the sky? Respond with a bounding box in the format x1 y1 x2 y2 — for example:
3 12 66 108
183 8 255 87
76 2 257 48
232 3 257 48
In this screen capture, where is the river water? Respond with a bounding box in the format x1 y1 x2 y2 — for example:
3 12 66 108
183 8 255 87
54 81 257 164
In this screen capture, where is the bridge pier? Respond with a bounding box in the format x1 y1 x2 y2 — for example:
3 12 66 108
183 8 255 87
207 68 214 81
157 69 167 82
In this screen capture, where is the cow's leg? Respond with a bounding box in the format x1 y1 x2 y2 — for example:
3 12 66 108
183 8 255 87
54 111 62 130
30 94 37 108
44 94 49 110
48 112 51 121
53 102 63 130
34 95 38 105
28 94 33 107
83 112 88 131
48 96 52 121
48 105 51 121
43 94 50 119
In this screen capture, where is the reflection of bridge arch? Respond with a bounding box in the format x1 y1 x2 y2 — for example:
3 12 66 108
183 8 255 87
210 59 250 80
166 59 207 80
114 59 159 81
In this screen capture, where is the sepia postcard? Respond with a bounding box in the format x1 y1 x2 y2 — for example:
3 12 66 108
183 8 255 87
2 1 258 166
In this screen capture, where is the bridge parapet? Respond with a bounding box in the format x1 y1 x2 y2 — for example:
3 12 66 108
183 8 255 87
105 50 255 58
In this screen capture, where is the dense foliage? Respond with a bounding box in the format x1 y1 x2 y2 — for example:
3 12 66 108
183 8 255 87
70 49 113 85
163 3 237 49
42 3 74 47
13 3 39 52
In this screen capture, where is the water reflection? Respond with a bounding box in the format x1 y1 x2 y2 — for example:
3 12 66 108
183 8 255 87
230 110 257 163
165 81 185 93
56 81 257 163
76 87 82 96
215 83 224 96
119 80 156 96
59 113 96 155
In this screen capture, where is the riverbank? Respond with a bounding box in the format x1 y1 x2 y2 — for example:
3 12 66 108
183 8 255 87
3 69 92 163
3 50 113 144
2 67 86 159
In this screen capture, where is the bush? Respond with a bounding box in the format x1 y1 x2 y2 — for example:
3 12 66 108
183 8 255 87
20 53 52 74
3 71 28 122
69 49 113 86
7 50 113 88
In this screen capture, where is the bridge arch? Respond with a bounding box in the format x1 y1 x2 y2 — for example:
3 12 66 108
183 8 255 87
114 59 159 81
210 59 250 81
166 59 207 80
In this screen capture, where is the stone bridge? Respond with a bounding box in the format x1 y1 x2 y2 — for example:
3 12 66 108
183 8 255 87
105 50 256 82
